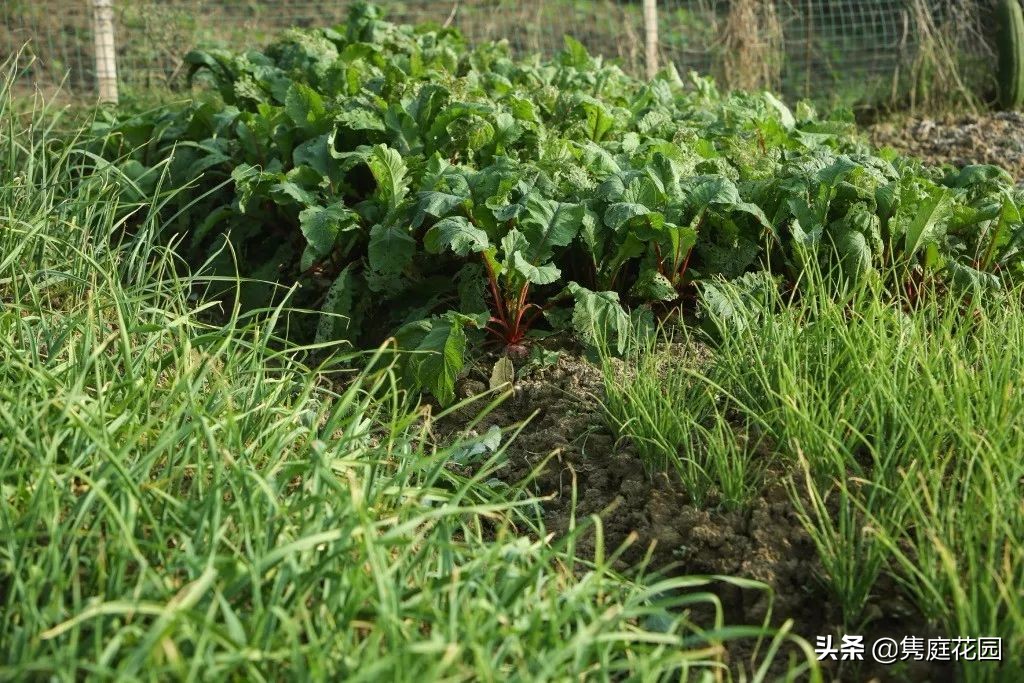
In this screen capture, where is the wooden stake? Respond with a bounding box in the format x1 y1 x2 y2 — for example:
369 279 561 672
92 0 118 104
643 0 658 80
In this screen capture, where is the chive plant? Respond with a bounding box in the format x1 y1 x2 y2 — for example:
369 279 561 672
600 263 1023 680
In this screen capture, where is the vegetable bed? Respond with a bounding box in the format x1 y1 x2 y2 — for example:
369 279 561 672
67 4 1024 681
92 3 1024 405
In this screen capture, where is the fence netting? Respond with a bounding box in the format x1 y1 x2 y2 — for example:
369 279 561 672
0 0 997 108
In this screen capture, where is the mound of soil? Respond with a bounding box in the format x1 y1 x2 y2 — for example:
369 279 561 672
442 351 948 681
868 111 1024 182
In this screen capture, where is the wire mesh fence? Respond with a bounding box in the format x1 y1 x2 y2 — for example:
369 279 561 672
0 0 997 109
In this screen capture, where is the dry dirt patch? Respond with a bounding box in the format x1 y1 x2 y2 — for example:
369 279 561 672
869 111 1024 182
440 350 948 680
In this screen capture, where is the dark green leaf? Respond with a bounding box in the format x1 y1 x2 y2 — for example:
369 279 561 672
424 216 490 256
368 223 416 274
299 203 359 258
519 194 584 262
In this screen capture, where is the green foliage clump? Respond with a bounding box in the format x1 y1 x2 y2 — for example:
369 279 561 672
89 2 1024 403
0 60 820 681
601 269 1024 682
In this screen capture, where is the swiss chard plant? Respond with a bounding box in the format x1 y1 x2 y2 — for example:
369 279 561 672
86 2 1024 403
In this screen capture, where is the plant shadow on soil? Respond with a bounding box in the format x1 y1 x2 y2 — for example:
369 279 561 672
439 350 952 682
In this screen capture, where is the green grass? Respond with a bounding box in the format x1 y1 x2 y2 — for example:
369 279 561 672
0 68 818 680
600 271 1024 681
600 339 767 512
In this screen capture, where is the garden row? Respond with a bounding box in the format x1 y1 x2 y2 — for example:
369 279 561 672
90 2 1024 403
0 62 816 679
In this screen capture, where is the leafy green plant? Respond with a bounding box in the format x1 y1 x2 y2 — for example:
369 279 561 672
0 64 822 681
86 3 1024 403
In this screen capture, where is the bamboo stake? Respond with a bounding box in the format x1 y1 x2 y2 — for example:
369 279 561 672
92 0 118 104
643 0 658 80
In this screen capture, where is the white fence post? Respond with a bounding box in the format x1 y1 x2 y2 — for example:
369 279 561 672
92 0 118 104
643 0 658 79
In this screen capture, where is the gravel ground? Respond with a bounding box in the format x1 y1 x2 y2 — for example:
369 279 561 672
869 111 1024 182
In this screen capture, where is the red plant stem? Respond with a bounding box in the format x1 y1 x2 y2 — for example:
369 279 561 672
502 282 533 344
481 253 508 323
484 325 508 339
481 254 541 346
511 299 531 333
675 211 706 278
654 242 666 277
516 281 530 313
518 304 545 335
677 245 694 282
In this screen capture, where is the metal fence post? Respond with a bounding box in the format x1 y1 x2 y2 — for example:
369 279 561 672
643 0 658 79
92 0 118 104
